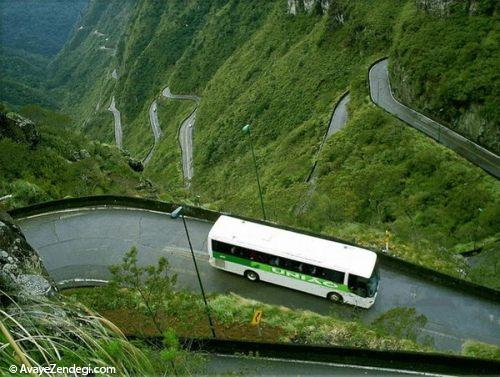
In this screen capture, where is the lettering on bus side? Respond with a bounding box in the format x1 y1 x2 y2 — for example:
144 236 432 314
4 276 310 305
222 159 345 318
213 251 347 292
271 267 339 289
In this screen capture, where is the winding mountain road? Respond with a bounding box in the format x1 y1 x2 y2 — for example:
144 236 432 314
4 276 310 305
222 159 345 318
107 96 122 150
326 92 350 140
143 99 162 165
369 59 500 178
162 87 200 186
296 93 351 214
308 92 351 183
17 207 500 352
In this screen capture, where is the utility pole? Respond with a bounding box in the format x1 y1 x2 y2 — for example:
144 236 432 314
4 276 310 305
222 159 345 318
170 206 216 338
242 124 267 220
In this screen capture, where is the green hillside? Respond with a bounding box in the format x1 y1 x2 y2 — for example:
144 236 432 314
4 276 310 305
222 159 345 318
0 48 56 109
389 1 500 154
0 104 154 209
48 0 135 138
0 0 88 108
3 0 499 286
0 0 88 57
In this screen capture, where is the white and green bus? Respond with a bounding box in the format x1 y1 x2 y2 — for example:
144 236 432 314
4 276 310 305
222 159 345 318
208 215 380 309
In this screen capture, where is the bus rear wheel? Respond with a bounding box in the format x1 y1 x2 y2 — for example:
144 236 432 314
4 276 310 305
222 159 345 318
327 292 343 303
244 270 260 282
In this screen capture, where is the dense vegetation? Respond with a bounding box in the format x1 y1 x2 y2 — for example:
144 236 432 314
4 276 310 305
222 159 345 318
0 104 153 209
5 0 498 287
0 48 56 109
0 0 88 56
389 1 500 154
0 0 88 109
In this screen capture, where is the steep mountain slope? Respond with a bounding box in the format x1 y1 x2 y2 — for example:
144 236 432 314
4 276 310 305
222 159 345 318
389 1 499 154
0 0 88 57
24 0 500 284
0 0 88 108
0 104 153 209
0 48 55 109
48 0 135 142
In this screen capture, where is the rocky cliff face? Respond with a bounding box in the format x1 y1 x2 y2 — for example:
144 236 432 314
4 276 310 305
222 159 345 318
0 211 54 299
0 112 41 148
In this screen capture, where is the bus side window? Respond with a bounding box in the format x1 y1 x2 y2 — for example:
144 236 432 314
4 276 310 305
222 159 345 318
248 249 259 261
302 264 314 276
326 269 345 284
237 246 249 259
348 274 368 298
256 251 268 263
312 267 324 278
212 240 230 254
269 256 280 266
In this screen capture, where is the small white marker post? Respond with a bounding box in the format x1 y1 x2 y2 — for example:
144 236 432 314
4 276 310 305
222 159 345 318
383 229 391 253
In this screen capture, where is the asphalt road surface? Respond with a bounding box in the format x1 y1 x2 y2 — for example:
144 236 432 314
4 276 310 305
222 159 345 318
296 93 351 214
18 207 500 352
326 93 350 139
143 99 162 165
369 59 500 178
107 96 123 150
203 354 439 376
162 87 200 186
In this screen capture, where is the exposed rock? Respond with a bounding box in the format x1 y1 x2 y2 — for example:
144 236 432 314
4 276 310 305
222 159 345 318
416 0 487 16
71 149 91 161
288 0 298 15
0 111 41 148
416 0 456 15
136 178 153 191
0 211 55 298
287 0 331 15
128 157 144 172
16 274 52 296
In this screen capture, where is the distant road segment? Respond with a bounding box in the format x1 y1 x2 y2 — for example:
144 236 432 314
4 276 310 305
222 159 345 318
18 207 500 352
162 87 200 186
326 92 350 139
296 92 351 215
143 99 162 165
107 96 122 150
369 59 500 179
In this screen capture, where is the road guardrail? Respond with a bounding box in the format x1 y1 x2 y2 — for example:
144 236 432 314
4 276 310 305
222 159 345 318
9 195 500 303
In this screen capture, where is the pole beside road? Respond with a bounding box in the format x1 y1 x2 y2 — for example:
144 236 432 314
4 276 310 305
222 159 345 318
242 124 267 220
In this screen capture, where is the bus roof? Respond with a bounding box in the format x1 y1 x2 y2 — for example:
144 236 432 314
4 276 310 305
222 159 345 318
209 215 377 278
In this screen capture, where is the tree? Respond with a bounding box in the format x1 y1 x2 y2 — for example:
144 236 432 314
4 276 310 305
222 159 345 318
109 247 177 335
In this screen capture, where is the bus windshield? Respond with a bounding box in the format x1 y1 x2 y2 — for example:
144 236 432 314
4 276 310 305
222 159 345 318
348 267 380 298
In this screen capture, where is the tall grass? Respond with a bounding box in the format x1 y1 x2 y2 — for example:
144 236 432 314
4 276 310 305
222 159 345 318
0 292 155 376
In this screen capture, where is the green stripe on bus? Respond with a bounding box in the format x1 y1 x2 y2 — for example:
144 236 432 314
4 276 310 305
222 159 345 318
213 251 349 292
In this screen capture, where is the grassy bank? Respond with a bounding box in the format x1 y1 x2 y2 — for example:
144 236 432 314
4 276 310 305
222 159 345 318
64 287 430 353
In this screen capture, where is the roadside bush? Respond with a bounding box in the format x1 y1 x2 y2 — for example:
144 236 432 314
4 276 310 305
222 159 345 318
462 340 500 361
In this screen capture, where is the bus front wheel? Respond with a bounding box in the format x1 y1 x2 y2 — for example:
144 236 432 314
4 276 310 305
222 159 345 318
244 270 260 282
327 292 343 303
